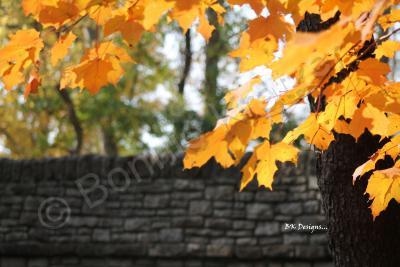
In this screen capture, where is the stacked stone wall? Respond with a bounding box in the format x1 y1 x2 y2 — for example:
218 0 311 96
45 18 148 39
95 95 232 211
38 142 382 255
0 153 331 267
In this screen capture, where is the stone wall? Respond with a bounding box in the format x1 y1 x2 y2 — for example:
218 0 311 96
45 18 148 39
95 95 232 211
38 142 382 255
0 153 332 267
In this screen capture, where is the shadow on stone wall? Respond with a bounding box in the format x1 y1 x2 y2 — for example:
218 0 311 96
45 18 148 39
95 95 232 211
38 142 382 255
0 152 332 267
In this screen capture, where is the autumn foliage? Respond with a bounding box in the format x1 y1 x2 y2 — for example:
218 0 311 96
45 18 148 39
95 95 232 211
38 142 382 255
1 0 400 219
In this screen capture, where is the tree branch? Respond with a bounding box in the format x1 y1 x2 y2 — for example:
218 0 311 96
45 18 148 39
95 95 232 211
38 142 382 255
55 87 83 155
178 29 192 95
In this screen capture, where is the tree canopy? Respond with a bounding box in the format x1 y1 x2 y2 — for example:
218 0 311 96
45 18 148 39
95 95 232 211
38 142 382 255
1 0 400 219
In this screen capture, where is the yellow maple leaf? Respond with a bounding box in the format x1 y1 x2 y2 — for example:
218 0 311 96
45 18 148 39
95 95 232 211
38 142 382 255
388 114 400 136
22 0 58 17
72 58 114 94
240 141 299 190
272 21 355 79
197 14 215 41
363 82 400 113
353 135 400 183
105 15 145 46
0 29 44 90
169 0 225 33
318 99 357 131
24 0 82 28
283 114 334 150
334 104 391 139
184 99 273 169
378 8 400 31
142 0 174 30
357 58 390 85
170 0 201 32
375 40 400 59
60 41 132 94
88 4 113 25
184 126 234 168
366 162 400 219
247 14 293 43
229 32 277 72
224 77 261 110
51 32 77 66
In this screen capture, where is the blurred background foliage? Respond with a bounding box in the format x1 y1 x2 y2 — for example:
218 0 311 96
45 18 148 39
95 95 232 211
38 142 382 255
0 0 300 159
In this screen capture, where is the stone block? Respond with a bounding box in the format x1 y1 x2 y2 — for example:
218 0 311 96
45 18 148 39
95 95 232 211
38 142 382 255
255 192 287 202
174 179 204 191
156 260 184 267
283 234 308 244
185 260 204 267
210 237 234 245
144 194 170 208
1 258 26 267
310 234 328 244
234 192 254 202
171 192 203 200
187 228 224 237
149 244 185 257
214 201 233 208
277 203 303 216
314 262 334 267
205 218 232 229
295 245 330 259
235 246 262 259
262 245 294 258
28 258 48 267
233 220 255 230
151 220 171 229
159 228 183 242
205 186 234 201
206 244 234 257
236 237 257 246
112 233 137 242
226 230 252 237
303 200 320 214
246 203 274 219
124 218 150 231
186 243 205 256
189 200 212 216
137 232 159 243
93 229 110 242
255 222 280 236
284 263 311 267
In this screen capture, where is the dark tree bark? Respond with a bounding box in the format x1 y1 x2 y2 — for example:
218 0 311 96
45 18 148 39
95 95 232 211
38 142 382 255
317 132 400 267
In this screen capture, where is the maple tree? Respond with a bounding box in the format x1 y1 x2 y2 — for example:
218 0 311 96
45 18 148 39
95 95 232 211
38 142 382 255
2 1 400 263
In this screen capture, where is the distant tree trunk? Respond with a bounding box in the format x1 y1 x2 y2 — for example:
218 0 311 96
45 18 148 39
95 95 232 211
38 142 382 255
101 127 118 156
203 10 226 131
203 27 221 129
317 132 400 266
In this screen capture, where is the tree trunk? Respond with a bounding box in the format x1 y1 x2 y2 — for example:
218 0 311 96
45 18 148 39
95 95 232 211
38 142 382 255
101 127 118 156
316 132 400 266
